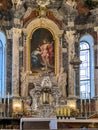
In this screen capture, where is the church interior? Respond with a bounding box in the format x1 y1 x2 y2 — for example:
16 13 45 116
0 0 98 129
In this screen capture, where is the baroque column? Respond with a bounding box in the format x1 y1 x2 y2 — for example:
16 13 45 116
12 27 21 97
65 30 75 97
94 27 98 97
74 33 81 97
94 27 98 112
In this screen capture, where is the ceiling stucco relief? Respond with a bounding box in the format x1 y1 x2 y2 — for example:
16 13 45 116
36 0 50 7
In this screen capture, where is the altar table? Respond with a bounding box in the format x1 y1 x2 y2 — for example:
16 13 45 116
20 118 98 130
20 118 57 130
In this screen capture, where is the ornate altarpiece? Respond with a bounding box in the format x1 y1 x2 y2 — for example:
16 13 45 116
12 1 78 117
21 17 66 117
0 0 97 120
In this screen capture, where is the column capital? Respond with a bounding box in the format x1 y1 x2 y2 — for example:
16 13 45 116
64 30 75 43
12 27 22 36
6 29 13 39
94 26 98 32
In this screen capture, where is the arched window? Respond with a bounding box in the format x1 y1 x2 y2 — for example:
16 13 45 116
80 35 94 99
0 32 6 98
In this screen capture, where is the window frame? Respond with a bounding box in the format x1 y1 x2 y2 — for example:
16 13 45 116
80 35 94 99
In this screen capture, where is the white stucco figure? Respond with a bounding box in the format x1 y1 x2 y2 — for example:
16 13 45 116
20 67 29 97
41 76 52 88
57 67 67 97
29 88 38 110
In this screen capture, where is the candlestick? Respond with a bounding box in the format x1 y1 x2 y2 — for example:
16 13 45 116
4 97 6 117
8 93 9 104
85 99 87 118
89 98 91 104
89 98 91 115
56 107 60 116
7 93 9 117
80 99 82 117
4 98 5 105
0 94 2 117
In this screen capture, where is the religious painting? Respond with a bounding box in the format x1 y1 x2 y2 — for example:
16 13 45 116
30 28 54 74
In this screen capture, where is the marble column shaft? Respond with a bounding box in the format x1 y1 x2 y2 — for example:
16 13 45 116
65 30 75 97
94 27 98 96
12 27 21 97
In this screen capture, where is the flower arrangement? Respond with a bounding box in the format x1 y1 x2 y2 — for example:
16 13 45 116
70 108 79 117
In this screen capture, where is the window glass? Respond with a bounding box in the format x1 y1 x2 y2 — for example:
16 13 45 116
0 32 6 98
80 35 94 99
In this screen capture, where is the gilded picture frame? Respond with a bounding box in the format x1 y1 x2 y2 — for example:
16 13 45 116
30 27 55 75
24 18 64 76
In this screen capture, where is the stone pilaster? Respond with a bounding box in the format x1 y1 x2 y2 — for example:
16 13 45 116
65 30 75 98
6 29 13 94
74 34 80 97
94 27 98 115
94 27 98 97
12 27 21 97
23 33 27 71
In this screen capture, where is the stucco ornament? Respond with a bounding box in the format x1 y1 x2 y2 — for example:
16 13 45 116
36 0 50 7
65 0 77 8
41 76 52 88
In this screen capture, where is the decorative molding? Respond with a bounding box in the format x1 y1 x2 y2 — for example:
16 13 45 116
46 11 63 28
23 17 64 75
23 9 38 26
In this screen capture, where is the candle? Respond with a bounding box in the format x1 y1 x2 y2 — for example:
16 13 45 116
56 107 60 116
89 98 91 115
8 93 9 105
4 97 5 105
4 97 6 117
84 99 86 109
60 107 63 116
67 108 70 117
81 99 82 105
64 108 67 116
81 99 82 113
89 98 91 104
